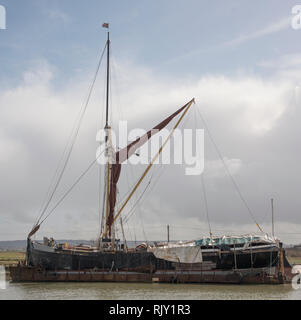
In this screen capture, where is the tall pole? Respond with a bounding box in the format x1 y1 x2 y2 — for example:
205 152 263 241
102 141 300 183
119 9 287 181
271 198 275 238
104 30 111 240
105 31 110 129
167 225 170 243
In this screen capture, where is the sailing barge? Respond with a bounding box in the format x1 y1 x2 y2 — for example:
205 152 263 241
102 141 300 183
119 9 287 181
9 26 293 284
10 235 292 284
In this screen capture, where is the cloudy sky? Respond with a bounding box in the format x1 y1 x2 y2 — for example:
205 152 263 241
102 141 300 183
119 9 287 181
1 0 301 244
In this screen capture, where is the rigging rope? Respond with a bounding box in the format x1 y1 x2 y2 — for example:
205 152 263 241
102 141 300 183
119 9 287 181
121 110 192 235
123 179 152 225
193 106 213 238
35 42 107 227
201 169 212 237
40 149 105 225
195 103 264 234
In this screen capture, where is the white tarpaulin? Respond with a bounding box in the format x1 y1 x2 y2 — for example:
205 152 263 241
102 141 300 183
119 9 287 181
149 246 203 263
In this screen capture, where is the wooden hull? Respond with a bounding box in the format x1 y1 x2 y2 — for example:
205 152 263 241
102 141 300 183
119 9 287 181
8 239 292 284
9 265 290 284
26 240 289 272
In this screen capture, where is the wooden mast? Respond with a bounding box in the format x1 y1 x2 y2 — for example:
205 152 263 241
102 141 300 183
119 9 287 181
102 27 113 242
105 31 110 129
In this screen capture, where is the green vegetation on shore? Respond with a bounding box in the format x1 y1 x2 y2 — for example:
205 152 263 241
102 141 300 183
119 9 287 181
0 251 25 266
287 256 301 265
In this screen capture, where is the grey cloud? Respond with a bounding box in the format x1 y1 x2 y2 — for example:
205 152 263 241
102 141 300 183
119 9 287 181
0 60 301 244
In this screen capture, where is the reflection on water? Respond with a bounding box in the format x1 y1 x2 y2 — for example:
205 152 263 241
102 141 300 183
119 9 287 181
0 281 301 300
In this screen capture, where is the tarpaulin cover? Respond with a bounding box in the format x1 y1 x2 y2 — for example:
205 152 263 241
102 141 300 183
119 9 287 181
194 235 273 246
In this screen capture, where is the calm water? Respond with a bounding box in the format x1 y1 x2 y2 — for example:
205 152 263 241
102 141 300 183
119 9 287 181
0 281 301 300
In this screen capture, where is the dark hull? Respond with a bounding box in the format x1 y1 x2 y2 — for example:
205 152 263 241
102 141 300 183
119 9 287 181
26 240 290 273
9 265 291 284
8 240 291 284
29 246 158 273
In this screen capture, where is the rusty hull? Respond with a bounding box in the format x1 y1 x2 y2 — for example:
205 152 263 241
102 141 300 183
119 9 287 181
8 265 290 284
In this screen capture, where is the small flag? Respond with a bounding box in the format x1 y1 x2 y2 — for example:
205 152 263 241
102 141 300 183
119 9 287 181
102 23 109 29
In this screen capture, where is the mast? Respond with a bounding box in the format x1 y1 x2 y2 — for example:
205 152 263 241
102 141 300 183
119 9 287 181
101 24 113 243
105 31 110 128
105 29 111 240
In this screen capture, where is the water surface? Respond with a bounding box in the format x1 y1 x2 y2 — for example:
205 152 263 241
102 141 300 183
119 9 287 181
0 281 300 300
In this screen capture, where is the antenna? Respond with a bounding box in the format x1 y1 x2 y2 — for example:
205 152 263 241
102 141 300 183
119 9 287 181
167 225 170 243
271 198 275 238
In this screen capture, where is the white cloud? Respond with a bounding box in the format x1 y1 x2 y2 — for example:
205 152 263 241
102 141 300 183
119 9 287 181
0 59 299 243
224 17 290 47
110 60 292 134
206 158 242 178
258 53 301 84
259 53 301 70
168 17 290 64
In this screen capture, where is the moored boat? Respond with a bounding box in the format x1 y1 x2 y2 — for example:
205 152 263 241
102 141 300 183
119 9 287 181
9 25 293 284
